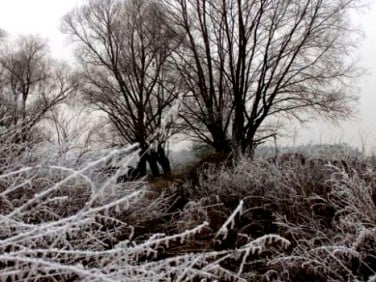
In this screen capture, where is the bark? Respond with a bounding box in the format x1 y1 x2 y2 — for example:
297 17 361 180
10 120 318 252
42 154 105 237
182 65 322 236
157 145 171 177
148 151 161 178
136 148 172 178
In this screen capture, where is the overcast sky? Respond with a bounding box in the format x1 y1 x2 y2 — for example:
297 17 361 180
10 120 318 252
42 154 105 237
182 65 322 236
0 0 375 152
0 0 79 59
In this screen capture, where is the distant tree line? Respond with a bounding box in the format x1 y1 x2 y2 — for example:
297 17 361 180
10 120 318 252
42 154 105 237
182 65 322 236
0 0 362 178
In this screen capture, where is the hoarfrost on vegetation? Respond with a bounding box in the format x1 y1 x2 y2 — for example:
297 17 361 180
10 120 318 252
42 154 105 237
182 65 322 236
0 143 294 281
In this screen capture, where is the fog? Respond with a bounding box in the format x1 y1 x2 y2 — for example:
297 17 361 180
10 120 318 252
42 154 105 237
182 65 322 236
0 0 375 151
281 4 376 152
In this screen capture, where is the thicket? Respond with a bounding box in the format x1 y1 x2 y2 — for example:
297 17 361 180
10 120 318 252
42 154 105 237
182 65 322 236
1 144 376 281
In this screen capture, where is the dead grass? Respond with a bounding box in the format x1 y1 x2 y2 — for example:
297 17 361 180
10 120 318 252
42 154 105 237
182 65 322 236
1 148 376 281
145 153 376 281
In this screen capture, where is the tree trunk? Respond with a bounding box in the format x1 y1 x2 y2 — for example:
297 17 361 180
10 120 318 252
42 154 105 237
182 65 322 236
208 122 232 154
213 139 231 155
147 151 161 177
157 145 171 177
137 147 172 178
243 128 256 157
137 153 148 177
232 95 245 151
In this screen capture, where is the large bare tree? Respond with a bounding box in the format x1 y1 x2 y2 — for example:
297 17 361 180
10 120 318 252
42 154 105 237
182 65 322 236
166 0 360 154
62 0 182 177
0 35 78 144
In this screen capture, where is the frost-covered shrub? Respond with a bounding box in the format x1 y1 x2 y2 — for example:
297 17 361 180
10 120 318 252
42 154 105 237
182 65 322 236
171 153 376 280
0 144 294 281
2 137 375 281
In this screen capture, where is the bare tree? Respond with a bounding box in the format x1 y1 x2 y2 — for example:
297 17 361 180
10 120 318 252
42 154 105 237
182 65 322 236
0 35 78 144
0 30 9 129
62 0 182 177
166 0 360 154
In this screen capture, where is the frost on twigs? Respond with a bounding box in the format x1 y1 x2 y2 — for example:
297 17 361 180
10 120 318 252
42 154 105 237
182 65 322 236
215 200 244 240
0 157 291 281
148 93 184 150
0 144 144 281
1 141 295 281
3 144 376 280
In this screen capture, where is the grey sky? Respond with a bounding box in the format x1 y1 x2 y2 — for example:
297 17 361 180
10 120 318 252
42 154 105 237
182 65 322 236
0 0 79 59
0 0 375 151
293 4 376 152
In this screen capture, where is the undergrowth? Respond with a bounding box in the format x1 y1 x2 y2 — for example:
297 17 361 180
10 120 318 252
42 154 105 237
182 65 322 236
1 145 375 281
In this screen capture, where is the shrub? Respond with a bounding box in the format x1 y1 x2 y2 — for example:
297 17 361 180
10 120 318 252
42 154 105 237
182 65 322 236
173 154 376 280
0 145 292 281
2 143 375 281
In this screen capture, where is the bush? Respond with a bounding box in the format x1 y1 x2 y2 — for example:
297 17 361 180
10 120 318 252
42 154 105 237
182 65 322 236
172 153 376 280
0 144 293 281
1 144 375 281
